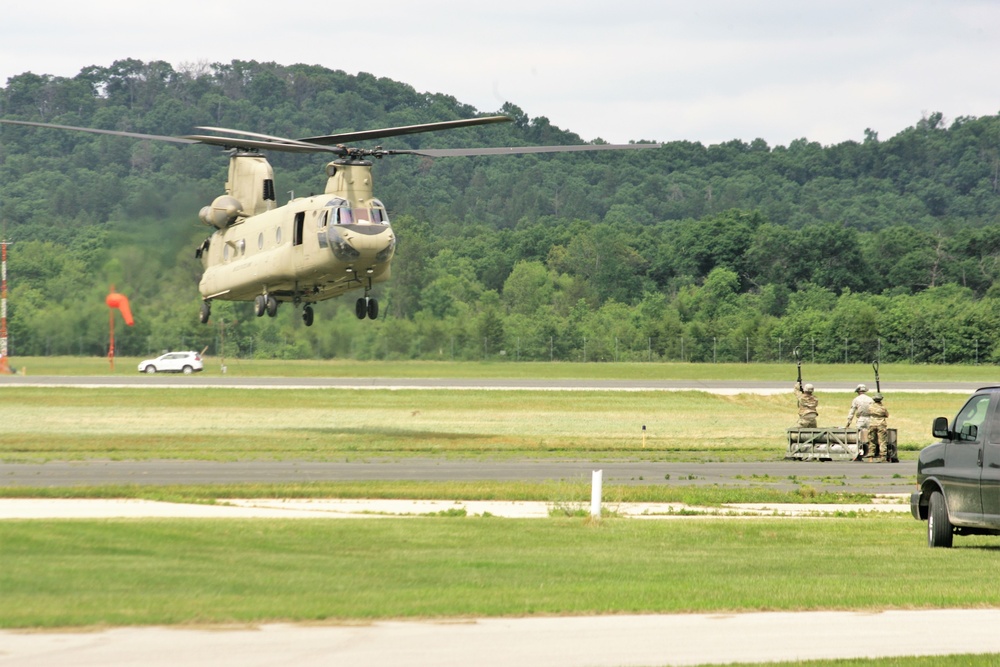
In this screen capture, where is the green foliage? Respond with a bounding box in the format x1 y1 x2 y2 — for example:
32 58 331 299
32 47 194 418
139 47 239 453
4 61 1000 362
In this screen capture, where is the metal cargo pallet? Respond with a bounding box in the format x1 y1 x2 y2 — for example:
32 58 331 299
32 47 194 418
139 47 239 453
786 427 897 461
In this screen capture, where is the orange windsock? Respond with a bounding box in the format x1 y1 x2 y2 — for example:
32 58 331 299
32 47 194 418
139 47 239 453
106 292 134 326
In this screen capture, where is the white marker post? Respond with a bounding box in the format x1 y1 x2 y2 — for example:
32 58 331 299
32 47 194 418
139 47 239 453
591 469 603 519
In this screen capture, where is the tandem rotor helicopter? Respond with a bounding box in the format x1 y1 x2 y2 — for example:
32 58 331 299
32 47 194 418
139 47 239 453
0 115 660 326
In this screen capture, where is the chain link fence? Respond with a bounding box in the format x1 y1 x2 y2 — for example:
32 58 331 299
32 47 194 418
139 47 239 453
12 330 998 365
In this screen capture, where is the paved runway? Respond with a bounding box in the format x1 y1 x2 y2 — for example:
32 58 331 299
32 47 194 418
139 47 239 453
0 496 912 520
0 374 986 393
0 460 917 494
3 609 999 666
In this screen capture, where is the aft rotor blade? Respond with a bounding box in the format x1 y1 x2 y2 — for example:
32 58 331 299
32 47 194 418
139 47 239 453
298 115 512 145
0 118 198 145
385 143 662 158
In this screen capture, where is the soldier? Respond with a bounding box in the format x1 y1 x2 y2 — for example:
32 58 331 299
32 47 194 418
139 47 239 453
846 383 874 459
867 394 890 462
794 382 819 428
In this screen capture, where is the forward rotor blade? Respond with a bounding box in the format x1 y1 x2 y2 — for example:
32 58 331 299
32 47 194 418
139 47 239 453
386 143 662 158
299 115 512 145
181 134 344 154
0 118 198 145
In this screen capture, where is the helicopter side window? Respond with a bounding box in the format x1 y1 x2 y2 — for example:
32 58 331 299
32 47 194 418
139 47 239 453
370 199 389 224
293 212 304 246
276 227 282 245
258 233 264 250
237 239 246 256
223 245 230 261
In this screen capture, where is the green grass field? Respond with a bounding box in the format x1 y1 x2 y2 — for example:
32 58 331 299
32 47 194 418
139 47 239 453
1 514 997 629
0 386 965 463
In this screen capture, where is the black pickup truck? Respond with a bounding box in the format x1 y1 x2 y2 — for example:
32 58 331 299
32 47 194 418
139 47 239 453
911 386 1000 547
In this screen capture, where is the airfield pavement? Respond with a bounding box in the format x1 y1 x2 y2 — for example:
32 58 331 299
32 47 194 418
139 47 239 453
0 496 912 520
6 609 1000 667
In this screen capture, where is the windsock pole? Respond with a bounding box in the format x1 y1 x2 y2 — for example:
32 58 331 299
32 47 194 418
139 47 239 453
106 288 135 372
108 306 116 372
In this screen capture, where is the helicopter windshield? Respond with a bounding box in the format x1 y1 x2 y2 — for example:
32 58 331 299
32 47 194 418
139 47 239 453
326 198 390 226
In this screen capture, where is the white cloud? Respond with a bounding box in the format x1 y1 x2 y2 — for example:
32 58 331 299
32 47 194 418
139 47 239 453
2 0 999 146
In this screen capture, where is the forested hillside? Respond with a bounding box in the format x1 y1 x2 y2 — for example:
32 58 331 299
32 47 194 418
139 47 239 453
2 59 1000 363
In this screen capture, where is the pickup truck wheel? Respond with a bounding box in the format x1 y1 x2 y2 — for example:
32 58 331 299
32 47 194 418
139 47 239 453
928 490 953 548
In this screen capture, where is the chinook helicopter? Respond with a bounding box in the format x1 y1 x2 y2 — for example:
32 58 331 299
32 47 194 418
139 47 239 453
0 116 659 326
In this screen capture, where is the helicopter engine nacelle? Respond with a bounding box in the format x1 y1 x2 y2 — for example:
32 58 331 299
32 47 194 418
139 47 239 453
199 195 243 229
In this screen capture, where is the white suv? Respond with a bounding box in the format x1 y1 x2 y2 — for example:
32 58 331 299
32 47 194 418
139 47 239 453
137 351 204 374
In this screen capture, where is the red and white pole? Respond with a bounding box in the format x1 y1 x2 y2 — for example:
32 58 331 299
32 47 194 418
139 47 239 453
0 239 10 374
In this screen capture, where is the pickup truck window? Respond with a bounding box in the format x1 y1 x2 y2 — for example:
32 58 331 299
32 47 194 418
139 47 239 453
989 404 1000 445
954 394 990 443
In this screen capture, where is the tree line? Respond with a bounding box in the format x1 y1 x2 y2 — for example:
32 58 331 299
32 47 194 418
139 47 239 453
2 59 1000 363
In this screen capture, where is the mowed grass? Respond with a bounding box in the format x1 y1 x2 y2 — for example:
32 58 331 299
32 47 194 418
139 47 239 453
1 514 998 629
10 356 1000 382
0 387 960 462
713 657 1000 667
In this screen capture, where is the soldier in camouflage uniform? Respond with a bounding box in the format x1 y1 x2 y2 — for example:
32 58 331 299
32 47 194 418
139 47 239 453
794 382 819 428
867 394 890 462
846 383 874 459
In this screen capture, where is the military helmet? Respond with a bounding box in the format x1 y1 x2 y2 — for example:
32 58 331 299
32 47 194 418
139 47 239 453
803 383 814 393
856 384 868 393
873 393 883 402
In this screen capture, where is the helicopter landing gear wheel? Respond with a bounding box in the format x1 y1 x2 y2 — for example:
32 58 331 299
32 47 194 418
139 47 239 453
356 297 378 320
254 295 267 317
199 301 211 324
266 295 279 317
303 304 314 327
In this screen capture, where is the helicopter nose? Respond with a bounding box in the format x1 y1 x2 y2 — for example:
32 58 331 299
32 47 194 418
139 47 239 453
326 225 395 263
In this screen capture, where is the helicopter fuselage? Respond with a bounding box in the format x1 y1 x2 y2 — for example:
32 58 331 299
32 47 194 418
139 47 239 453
196 158 395 323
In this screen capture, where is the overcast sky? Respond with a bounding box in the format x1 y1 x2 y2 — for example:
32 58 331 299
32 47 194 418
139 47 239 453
1 1 997 146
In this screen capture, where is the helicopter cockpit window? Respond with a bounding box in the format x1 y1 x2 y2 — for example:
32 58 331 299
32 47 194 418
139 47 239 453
336 207 354 225
327 200 389 226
